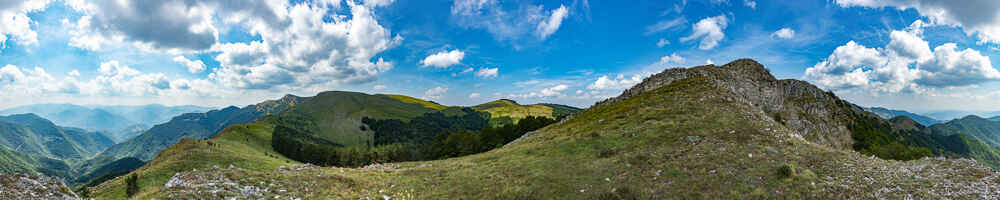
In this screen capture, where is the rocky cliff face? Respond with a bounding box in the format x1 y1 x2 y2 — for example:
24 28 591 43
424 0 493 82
597 59 872 149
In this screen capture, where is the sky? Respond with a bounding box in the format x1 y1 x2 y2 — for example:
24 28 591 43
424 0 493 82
1 0 1000 114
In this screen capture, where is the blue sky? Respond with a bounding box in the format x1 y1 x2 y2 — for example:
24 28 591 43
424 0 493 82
1 0 1000 114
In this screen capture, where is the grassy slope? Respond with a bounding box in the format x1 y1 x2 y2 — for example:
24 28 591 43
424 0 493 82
91 123 298 199
931 116 1000 148
95 76 998 199
384 94 450 110
271 91 445 146
473 99 581 125
0 147 71 178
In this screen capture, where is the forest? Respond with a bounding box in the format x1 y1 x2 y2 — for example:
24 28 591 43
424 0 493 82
271 109 558 167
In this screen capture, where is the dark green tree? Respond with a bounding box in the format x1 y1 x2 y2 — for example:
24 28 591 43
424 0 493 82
125 173 139 198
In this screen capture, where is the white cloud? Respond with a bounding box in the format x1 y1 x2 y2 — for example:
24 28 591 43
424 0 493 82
587 74 645 90
0 61 180 97
475 67 499 79
172 56 207 74
680 15 728 50
536 4 568 40
0 0 49 50
424 86 448 99
469 93 481 98
539 84 569 97
886 30 932 61
645 17 686 35
744 0 757 9
62 1 401 90
658 53 686 65
915 43 1000 87
835 0 1000 44
772 28 795 39
362 0 394 7
656 38 670 47
373 85 386 90
420 50 465 68
209 1 401 90
451 0 572 42
65 0 221 52
706 59 714 65
805 22 1000 92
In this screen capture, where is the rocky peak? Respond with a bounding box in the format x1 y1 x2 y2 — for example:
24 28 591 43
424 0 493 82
596 58 869 149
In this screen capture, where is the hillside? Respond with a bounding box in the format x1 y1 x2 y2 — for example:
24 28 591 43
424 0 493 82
268 91 447 147
92 95 307 162
90 59 1000 199
865 107 942 126
472 99 581 125
0 147 72 178
931 116 1000 151
0 114 114 160
886 116 1000 169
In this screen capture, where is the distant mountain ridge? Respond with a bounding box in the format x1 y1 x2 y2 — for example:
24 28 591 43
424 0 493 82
864 107 942 126
931 115 1000 150
0 114 113 161
94 95 306 162
0 104 213 141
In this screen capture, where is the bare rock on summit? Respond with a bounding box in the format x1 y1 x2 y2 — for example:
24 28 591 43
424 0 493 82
597 59 866 150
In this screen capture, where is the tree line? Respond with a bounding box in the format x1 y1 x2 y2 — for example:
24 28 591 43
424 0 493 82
271 109 558 167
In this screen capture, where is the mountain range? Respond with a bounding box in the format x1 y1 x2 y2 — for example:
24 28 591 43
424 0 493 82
0 104 213 142
81 59 1000 199
864 107 942 126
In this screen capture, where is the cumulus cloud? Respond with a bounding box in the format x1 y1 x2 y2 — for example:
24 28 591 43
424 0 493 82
835 0 1000 44
658 53 686 65
420 50 465 68
209 1 401 90
373 85 386 90
539 84 568 97
475 67 498 79
915 43 1000 87
451 0 571 41
469 93 480 98
587 74 645 90
172 56 207 74
61 0 401 91
805 22 1000 93
680 15 728 50
0 61 178 97
0 0 49 50
772 28 795 39
65 0 221 52
424 86 448 99
536 5 568 40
